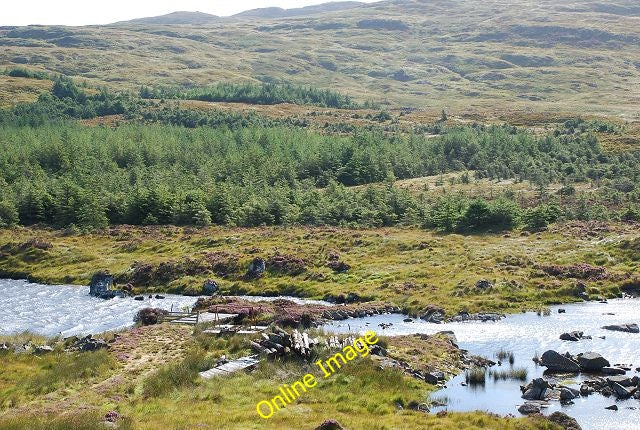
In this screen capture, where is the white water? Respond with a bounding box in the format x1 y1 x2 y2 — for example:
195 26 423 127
0 279 332 337
0 279 201 337
323 299 640 430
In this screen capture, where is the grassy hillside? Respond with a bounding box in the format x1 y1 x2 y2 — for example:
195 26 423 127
1 0 639 117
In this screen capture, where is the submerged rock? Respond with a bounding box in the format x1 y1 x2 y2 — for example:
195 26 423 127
560 331 586 341
518 402 542 415
602 323 639 333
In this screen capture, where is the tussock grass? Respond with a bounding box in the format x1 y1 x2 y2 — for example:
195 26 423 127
142 350 216 398
496 348 515 365
491 367 528 382
27 350 115 395
465 367 486 386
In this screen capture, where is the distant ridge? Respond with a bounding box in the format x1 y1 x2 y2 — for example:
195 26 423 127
113 11 220 25
233 1 365 19
112 2 366 25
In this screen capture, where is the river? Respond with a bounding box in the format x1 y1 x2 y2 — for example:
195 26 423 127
0 279 329 337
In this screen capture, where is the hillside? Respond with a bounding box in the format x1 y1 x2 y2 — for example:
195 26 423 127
114 11 221 25
0 0 639 117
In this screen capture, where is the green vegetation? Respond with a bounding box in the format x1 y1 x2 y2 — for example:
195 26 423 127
140 82 367 109
491 367 528 382
0 326 560 430
1 78 638 231
2 68 50 80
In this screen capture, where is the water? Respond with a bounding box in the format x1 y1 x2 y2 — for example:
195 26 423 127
323 299 640 430
0 279 201 337
0 279 332 337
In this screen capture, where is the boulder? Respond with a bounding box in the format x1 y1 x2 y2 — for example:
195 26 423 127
424 371 445 384
202 279 219 295
605 405 618 411
602 367 626 375
33 345 54 354
522 378 551 400
560 331 583 341
315 419 344 430
610 382 633 399
576 352 610 371
602 323 639 333
475 279 492 290
558 309 566 314
559 387 580 401
89 272 123 299
246 258 266 278
540 350 581 372
518 402 541 415
607 375 633 387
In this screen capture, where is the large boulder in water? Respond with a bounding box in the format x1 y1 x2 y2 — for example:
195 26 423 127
518 402 541 415
540 350 580 372
521 378 551 400
89 272 118 298
576 352 610 371
602 323 639 333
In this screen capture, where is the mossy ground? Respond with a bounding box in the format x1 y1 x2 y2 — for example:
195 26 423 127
1 222 637 315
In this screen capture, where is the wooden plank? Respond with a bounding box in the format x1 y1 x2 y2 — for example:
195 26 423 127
199 355 260 379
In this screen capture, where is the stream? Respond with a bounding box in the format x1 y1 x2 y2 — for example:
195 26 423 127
323 299 640 430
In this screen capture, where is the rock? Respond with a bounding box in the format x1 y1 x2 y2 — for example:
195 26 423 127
314 419 343 430
602 323 639 333
475 279 492 290
546 411 582 430
154 295 165 299
580 384 592 396
560 331 584 341
577 352 610 371
602 367 626 375
518 402 541 415
611 382 633 399
607 376 633 387
89 272 114 297
424 371 445 384
558 308 566 313
521 378 551 400
246 258 266 278
605 404 618 411
33 345 54 354
202 279 219 295
540 350 581 372
560 387 580 401
134 308 168 326
403 318 413 322
134 296 144 301
65 335 109 352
